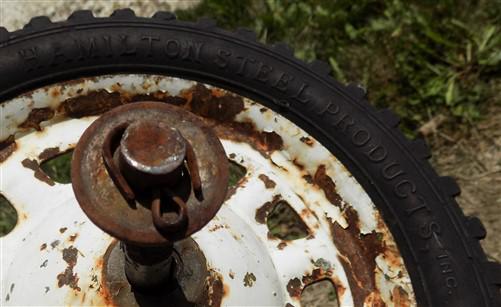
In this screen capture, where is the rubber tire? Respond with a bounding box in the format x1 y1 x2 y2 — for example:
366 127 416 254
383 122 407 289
0 9 499 307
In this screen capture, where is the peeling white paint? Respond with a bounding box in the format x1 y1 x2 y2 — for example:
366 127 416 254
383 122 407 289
1 74 415 306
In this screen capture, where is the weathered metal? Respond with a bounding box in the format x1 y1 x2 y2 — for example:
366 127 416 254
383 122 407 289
71 102 228 246
101 239 210 305
0 74 416 307
120 121 186 175
72 100 228 294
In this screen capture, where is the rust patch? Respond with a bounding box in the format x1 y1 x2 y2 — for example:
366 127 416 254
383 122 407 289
181 86 282 154
61 90 123 118
38 147 61 161
302 174 313 184
50 240 60 248
215 123 284 153
21 158 55 186
187 84 244 122
98 241 126 306
302 268 324 285
364 291 385 307
3 82 286 172
314 165 343 208
329 210 385 307
59 227 67 234
207 269 226 307
392 286 410 307
18 108 54 131
382 242 403 269
57 246 80 291
258 130 283 152
292 158 305 171
300 208 311 219
18 212 28 223
255 195 281 224
302 259 337 288
62 246 78 268
0 135 17 163
228 270 235 279
130 92 187 106
299 136 314 146
40 243 47 251
69 234 78 242
258 174 276 189
277 242 287 250
343 206 363 237
286 277 302 298
57 267 81 291
210 88 226 98
243 272 256 287
50 87 61 98
209 224 227 232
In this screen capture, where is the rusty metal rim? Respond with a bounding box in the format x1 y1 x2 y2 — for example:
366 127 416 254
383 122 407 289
0 74 416 307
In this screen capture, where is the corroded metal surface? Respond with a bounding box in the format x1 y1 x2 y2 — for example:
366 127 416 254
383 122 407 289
100 239 210 306
72 102 228 245
0 74 416 307
120 121 187 176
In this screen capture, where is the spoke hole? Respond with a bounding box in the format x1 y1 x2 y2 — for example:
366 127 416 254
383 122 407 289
300 279 339 307
267 201 309 240
0 194 17 237
40 150 73 184
228 159 247 188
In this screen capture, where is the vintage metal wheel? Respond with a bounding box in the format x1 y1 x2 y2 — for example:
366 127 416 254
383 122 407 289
0 74 414 306
0 10 499 307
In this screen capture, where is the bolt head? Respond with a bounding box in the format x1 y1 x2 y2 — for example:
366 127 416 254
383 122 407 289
120 121 187 175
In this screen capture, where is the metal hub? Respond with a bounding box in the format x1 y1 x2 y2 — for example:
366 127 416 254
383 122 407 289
70 101 229 295
71 101 228 245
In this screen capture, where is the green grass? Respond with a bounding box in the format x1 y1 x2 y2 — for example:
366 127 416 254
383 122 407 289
267 201 309 240
40 150 73 184
177 0 501 136
228 160 247 187
0 194 17 237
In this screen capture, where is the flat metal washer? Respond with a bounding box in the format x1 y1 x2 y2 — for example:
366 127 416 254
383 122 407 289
71 102 229 246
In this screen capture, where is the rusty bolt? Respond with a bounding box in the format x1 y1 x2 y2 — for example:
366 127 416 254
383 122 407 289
118 121 187 188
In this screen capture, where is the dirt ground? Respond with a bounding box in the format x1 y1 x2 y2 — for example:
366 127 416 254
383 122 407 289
1 1 499 305
427 104 501 262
